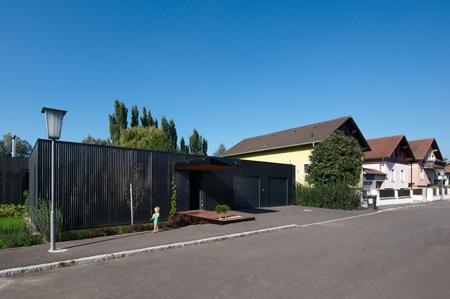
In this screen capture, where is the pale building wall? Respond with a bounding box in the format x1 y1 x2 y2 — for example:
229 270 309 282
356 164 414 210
411 163 431 187
363 161 410 189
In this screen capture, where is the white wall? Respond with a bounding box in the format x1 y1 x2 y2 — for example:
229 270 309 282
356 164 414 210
363 162 411 190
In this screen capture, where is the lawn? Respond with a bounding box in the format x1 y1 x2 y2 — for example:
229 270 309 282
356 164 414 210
0 215 42 249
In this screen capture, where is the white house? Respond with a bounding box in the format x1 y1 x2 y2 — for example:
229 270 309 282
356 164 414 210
363 135 415 205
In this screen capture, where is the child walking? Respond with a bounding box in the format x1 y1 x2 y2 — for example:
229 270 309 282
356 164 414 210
151 206 160 233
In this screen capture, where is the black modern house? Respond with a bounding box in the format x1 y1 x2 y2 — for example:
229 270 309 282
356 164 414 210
29 139 295 230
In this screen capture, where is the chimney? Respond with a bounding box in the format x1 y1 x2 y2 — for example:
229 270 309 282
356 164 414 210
11 135 16 158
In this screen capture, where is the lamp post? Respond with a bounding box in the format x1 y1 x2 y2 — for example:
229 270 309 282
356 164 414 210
41 107 67 252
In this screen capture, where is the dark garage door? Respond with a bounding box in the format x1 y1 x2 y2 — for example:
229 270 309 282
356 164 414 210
234 176 260 209
268 177 288 206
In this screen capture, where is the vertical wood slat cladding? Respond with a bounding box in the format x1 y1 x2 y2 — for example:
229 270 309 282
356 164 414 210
29 140 191 230
29 139 294 230
0 157 29 204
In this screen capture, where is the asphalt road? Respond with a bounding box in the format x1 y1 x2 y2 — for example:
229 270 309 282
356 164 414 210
2 201 450 299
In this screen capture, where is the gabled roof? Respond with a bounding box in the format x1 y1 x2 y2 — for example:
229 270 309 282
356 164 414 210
409 138 443 161
222 116 370 157
363 135 414 162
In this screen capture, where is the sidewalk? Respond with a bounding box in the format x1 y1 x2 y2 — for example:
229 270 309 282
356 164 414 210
0 205 398 272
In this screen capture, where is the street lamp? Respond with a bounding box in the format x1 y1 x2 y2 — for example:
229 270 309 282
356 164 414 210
41 107 67 252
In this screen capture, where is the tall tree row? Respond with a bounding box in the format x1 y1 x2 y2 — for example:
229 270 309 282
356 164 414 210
85 100 207 155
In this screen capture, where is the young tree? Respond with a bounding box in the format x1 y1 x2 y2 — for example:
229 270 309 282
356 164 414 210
154 119 159 128
82 135 111 146
180 137 189 154
130 105 139 127
109 100 128 145
127 161 145 225
306 131 363 186
213 143 226 156
119 127 172 152
0 133 32 157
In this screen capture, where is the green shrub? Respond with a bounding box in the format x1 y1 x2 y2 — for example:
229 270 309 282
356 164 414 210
0 204 26 217
306 131 363 186
294 182 361 210
215 204 230 216
30 199 64 241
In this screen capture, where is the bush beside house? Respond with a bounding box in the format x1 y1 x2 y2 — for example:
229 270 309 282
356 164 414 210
296 132 363 210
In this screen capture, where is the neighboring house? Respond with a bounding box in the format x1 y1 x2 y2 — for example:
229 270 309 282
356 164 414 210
222 116 370 184
363 135 415 190
409 138 446 187
445 164 450 186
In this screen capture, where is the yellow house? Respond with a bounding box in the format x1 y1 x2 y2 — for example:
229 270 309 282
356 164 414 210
222 116 370 184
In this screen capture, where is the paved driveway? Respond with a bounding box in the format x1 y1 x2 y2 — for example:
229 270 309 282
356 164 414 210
2 201 450 298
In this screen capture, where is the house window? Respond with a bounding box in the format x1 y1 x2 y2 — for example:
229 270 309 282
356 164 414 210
390 168 395 182
304 164 310 173
420 169 424 180
400 170 405 183
376 181 383 189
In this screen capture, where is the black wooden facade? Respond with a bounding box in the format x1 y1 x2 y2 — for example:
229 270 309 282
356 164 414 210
0 157 29 204
29 139 294 230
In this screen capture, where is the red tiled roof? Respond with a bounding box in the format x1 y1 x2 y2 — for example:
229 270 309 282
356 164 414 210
223 116 370 157
409 138 443 161
363 135 414 162
363 168 387 176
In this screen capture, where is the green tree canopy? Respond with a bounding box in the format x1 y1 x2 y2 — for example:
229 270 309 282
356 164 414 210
119 127 172 152
202 139 208 156
306 131 363 186
180 137 189 154
82 135 111 146
109 100 128 145
213 143 226 156
140 107 155 127
130 105 139 127
189 129 207 155
0 133 32 157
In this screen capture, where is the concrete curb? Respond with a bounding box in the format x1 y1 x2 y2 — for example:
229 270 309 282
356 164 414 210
0 224 299 278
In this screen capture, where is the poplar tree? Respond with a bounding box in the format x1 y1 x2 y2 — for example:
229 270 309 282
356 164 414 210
109 100 128 145
130 105 139 127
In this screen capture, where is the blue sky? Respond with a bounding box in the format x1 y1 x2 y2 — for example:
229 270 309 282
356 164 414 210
0 0 449 156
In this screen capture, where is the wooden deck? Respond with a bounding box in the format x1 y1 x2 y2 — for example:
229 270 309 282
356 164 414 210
176 210 255 225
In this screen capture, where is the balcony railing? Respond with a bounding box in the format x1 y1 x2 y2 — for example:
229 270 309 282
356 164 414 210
423 160 446 169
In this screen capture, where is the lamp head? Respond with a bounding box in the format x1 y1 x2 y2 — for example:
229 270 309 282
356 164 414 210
41 107 67 140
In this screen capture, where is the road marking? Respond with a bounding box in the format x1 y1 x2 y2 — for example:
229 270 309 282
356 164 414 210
300 202 443 228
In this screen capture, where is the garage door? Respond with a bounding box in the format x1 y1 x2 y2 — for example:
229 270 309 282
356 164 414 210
268 177 288 206
234 176 260 209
